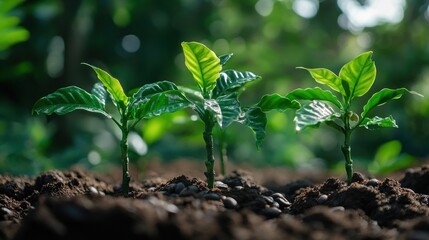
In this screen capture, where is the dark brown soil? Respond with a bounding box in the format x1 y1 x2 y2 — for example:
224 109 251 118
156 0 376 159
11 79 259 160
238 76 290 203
1 163 429 240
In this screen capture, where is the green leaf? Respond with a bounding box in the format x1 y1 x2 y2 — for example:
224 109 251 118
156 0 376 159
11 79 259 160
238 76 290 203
240 107 267 149
91 83 108 106
286 87 343 109
132 81 179 101
0 16 19 29
257 93 300 112
216 93 241 128
297 67 344 96
82 63 128 105
130 82 189 119
0 26 29 51
339 51 376 100
0 0 24 14
132 90 192 119
32 86 110 118
359 116 398 130
204 99 223 127
294 100 340 131
361 88 423 120
368 140 414 174
373 140 402 166
213 70 260 98
219 53 233 66
181 42 221 96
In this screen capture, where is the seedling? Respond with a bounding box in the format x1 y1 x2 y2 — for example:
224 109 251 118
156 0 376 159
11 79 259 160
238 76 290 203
32 64 192 195
180 41 261 188
214 53 260 176
287 51 422 182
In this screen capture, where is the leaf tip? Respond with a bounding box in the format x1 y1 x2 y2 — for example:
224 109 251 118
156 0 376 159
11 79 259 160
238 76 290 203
411 91 424 98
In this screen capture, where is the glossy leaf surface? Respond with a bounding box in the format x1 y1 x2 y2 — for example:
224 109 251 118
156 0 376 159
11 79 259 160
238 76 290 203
359 116 398 130
132 81 179 101
257 93 300 112
294 100 340 131
213 70 260 98
286 87 342 109
132 90 192 119
216 93 241 128
240 107 267 149
219 53 233 66
361 88 422 119
32 86 110 118
91 83 108 106
203 99 223 127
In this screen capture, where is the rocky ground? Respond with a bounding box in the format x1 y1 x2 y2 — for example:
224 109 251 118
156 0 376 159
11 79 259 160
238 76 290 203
1 161 429 240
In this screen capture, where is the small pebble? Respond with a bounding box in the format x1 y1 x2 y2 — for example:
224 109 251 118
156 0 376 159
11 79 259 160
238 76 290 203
271 193 286 200
234 186 244 190
166 183 176 193
164 203 179 214
367 178 381 187
1 208 13 216
223 197 238 209
330 206 345 212
148 197 179 214
175 182 186 194
215 181 228 189
275 197 291 208
98 191 105 196
317 194 328 203
351 172 365 182
262 196 274 205
88 186 98 195
179 186 198 196
189 185 199 193
272 201 280 209
260 207 282 219
203 193 221 201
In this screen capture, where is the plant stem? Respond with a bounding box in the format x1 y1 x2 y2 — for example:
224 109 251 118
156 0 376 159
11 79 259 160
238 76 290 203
203 118 215 189
219 130 227 176
341 114 353 183
120 118 130 196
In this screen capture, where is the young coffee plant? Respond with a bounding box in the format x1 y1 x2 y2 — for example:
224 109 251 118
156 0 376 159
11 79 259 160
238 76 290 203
32 64 192 196
180 41 263 188
213 53 260 176
287 51 422 182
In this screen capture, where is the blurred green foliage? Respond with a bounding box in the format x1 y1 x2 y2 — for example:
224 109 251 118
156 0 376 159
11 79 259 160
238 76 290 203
0 0 428 175
0 0 29 52
368 140 414 175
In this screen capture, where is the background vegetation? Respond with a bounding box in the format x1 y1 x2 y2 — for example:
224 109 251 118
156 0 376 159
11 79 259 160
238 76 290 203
1 0 428 176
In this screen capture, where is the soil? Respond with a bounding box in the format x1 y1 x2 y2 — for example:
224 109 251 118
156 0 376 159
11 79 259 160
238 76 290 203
1 161 429 240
